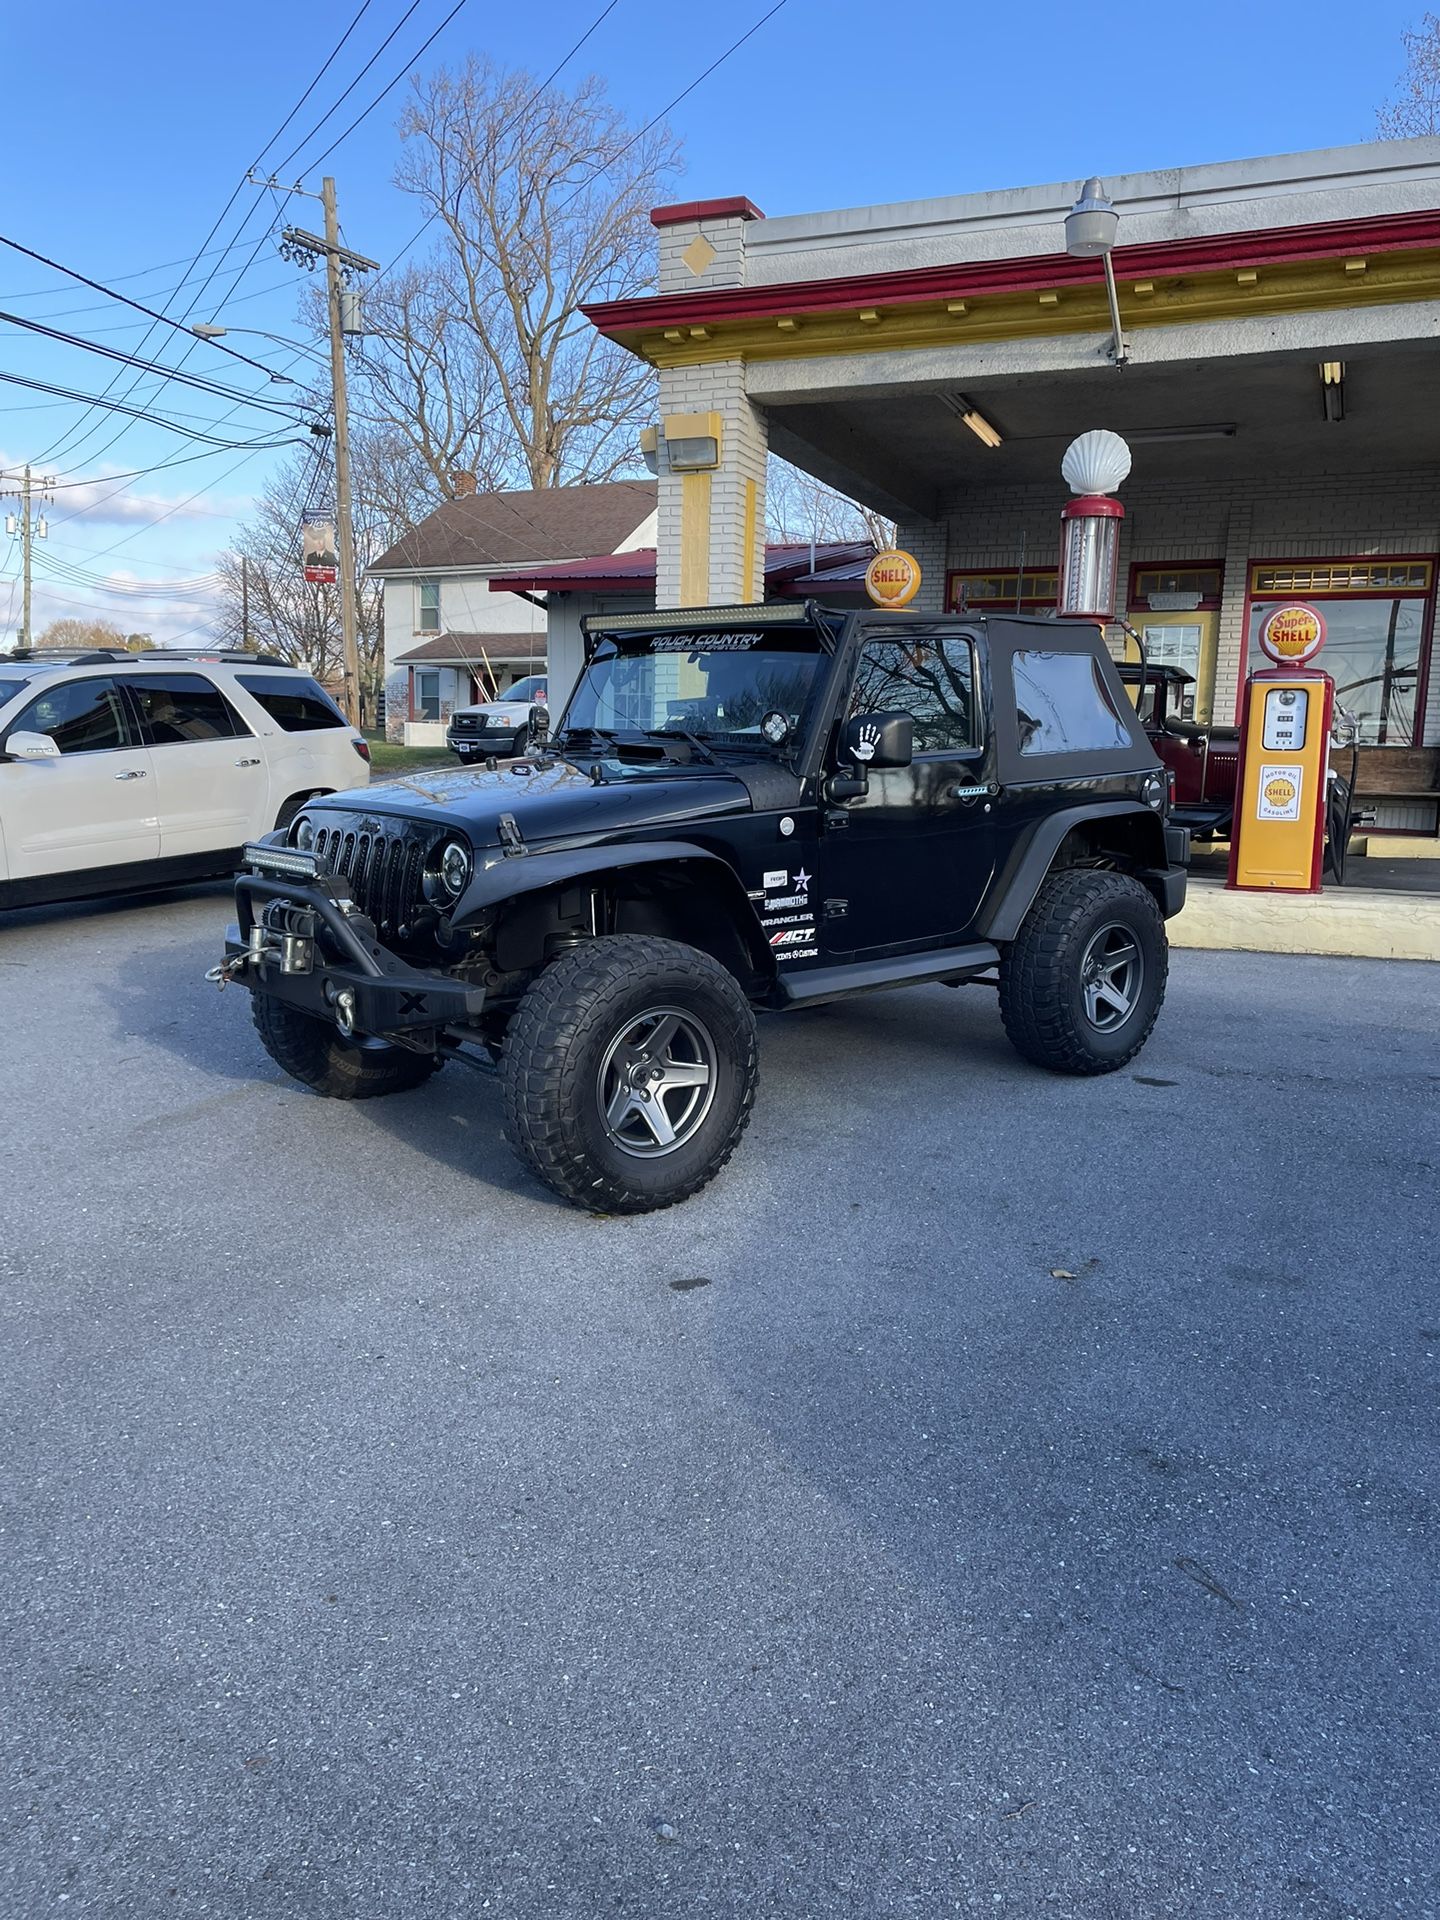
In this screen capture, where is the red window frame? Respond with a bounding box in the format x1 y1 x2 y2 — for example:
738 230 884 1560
1238 552 1437 732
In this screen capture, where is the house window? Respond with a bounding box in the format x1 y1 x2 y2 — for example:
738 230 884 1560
415 669 441 721
418 581 440 632
1246 559 1434 745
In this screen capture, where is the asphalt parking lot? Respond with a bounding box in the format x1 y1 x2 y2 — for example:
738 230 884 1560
2 885 1436 1920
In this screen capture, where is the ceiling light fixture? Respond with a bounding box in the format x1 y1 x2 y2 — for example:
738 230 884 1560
1124 424 1238 444
945 394 1004 447
1319 361 1346 424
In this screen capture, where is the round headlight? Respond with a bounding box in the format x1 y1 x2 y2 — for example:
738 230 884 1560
293 816 315 851
441 841 470 896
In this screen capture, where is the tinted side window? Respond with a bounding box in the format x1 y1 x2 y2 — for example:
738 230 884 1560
849 636 975 752
11 676 133 754
130 673 248 744
235 673 347 732
1013 651 1131 756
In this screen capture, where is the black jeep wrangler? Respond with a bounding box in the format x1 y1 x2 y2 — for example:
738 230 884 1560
215 604 1188 1212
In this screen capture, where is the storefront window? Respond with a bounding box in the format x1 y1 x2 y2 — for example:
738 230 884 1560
1246 561 1433 745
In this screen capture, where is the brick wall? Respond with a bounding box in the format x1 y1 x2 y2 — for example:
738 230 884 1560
934 469 1440 739
656 359 768 608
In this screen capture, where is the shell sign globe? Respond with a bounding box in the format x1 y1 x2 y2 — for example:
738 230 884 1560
1258 602 1327 665
864 549 922 608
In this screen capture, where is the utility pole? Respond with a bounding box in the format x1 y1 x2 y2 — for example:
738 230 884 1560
276 186 377 727
3 466 54 648
321 178 361 728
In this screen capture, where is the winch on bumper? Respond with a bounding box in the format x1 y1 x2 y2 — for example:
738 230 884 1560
215 842 485 1039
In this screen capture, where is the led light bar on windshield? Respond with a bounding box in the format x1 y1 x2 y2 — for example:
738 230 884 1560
592 602 815 631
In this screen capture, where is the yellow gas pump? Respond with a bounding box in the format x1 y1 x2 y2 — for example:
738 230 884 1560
1228 603 1334 893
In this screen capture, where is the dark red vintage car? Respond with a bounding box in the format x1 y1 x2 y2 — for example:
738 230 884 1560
1119 664 1357 878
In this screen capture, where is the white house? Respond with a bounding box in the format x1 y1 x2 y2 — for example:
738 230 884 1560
369 481 657 745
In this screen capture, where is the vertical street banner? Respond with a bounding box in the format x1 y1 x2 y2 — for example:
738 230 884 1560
302 511 338 585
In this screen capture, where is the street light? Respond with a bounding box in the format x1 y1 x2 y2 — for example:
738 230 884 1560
189 323 315 379
1065 177 1128 367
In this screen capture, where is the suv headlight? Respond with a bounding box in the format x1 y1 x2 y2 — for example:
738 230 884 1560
441 840 471 896
293 815 316 851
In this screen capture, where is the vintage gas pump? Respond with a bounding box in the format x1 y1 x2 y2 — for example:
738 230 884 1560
1228 603 1335 893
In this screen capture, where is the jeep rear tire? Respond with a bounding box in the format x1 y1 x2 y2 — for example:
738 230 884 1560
251 995 442 1099
998 868 1167 1075
501 935 758 1213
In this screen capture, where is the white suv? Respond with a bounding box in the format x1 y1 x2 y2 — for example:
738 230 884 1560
0 647 372 911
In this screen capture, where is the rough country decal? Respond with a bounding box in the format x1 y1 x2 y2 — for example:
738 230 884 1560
651 633 761 652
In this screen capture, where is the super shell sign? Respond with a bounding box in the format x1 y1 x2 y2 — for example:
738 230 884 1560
302 512 338 586
1258 601 1326 665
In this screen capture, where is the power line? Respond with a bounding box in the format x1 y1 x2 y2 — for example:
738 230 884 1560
267 0 428 177
0 372 310 449
0 236 301 385
0 309 311 419
370 0 625 284
26 0 381 469
294 0 472 178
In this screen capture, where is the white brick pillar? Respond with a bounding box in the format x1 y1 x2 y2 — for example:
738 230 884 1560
893 517 947 612
1213 502 1252 725
650 199 768 610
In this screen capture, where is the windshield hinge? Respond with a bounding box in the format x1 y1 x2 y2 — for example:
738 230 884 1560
497 813 526 855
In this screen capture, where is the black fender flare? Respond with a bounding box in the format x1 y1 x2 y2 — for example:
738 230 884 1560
450 839 773 972
978 802 1170 941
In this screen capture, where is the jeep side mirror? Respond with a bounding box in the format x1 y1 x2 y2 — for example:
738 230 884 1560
4 730 61 762
842 710 913 769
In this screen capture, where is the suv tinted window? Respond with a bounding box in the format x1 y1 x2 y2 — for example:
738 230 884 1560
1013 651 1131 756
236 673 347 731
849 635 975 752
0 676 30 708
10 676 134 753
130 672 249 743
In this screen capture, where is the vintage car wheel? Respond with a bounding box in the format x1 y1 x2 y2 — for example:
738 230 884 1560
501 935 758 1213
998 868 1168 1075
251 995 442 1100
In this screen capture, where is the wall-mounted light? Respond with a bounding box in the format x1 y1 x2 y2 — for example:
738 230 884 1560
639 424 660 476
944 394 1003 447
1065 177 1128 367
662 411 723 470
1319 361 1345 423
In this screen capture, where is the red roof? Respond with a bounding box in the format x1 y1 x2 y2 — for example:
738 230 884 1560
491 540 875 598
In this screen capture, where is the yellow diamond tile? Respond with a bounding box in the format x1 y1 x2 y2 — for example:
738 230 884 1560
680 232 717 278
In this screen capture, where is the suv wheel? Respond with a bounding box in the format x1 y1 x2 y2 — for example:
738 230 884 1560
252 996 442 1099
998 868 1167 1075
501 935 758 1213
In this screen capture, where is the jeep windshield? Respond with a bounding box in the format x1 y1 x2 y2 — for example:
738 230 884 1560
560 629 825 755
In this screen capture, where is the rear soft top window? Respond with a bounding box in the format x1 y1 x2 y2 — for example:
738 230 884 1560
1013 649 1133 756
236 672 347 731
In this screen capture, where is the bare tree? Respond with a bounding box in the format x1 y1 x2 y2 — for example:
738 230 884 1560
384 57 681 489
37 619 154 651
766 457 893 552
1378 12 1440 134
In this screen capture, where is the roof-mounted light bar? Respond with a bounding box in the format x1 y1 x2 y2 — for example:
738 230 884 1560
590 601 816 632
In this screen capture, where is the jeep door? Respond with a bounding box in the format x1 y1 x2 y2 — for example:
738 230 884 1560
0 674 159 879
821 630 995 956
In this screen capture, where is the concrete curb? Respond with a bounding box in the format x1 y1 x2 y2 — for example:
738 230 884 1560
1171 879 1440 962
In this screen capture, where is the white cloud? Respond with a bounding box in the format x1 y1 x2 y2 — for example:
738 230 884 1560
2 451 254 529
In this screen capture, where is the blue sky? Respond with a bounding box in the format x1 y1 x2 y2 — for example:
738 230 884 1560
0 0 1426 643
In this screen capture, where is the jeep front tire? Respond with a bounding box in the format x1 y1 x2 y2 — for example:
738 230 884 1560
998 868 1167 1075
501 935 759 1213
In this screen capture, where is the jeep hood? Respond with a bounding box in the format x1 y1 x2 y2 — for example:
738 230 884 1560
302 759 753 848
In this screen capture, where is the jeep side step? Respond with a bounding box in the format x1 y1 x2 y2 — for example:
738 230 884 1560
775 942 1000 1009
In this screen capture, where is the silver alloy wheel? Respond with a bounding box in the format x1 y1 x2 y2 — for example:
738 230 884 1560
1079 921 1144 1032
597 1006 718 1158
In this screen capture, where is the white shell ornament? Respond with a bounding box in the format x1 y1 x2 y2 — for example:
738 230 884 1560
1061 429 1132 497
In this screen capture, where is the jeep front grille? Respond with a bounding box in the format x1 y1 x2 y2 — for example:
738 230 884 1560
312 823 427 932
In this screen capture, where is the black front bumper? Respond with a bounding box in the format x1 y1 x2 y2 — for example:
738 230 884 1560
227 869 485 1037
